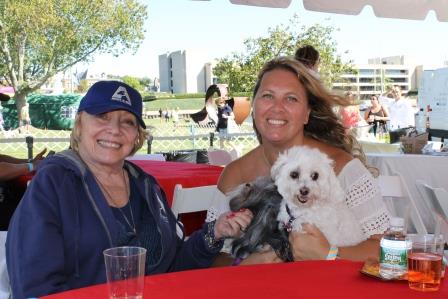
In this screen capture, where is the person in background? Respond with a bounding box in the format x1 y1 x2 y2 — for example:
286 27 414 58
364 95 390 136
19 102 31 133
158 107 163 123
171 107 180 130
0 149 47 231
378 86 394 109
163 107 170 123
208 57 390 265
388 85 415 130
340 91 361 131
0 150 46 181
6 81 252 298
294 45 320 77
216 97 234 149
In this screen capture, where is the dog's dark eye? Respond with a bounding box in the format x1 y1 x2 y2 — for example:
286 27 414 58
311 172 319 181
290 171 299 179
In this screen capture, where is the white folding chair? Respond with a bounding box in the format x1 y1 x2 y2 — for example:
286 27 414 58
228 148 239 160
377 174 427 234
0 231 11 299
126 154 166 161
415 180 448 237
171 184 218 219
207 149 233 166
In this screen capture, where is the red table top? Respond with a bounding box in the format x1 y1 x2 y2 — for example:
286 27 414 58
41 260 448 299
128 160 223 206
16 161 223 206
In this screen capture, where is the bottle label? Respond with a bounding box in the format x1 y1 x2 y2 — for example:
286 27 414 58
380 240 408 269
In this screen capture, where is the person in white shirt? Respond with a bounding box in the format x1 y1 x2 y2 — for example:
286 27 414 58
388 85 415 130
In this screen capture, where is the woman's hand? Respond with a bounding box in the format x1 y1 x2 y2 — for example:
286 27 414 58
32 148 47 162
289 223 330 261
240 248 282 265
214 209 253 240
31 148 47 169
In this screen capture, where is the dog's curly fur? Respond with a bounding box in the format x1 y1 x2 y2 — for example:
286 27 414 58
228 176 293 262
272 145 366 247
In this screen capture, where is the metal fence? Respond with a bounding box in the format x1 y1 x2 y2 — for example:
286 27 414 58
0 123 259 159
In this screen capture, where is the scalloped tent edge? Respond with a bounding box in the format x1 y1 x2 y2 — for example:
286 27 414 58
223 0 448 22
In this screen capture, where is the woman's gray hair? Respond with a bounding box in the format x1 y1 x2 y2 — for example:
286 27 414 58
70 112 148 156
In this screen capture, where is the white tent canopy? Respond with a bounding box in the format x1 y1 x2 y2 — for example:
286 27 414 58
222 0 448 22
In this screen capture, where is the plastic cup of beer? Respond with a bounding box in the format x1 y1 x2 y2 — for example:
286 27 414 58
103 246 146 299
407 234 444 292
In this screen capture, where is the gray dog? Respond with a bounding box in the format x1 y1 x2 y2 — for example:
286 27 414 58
228 176 293 262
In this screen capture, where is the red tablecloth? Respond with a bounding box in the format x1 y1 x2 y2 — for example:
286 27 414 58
41 260 448 299
130 160 223 206
17 161 223 207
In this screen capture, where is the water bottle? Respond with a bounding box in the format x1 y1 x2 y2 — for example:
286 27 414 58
415 108 426 134
379 217 410 279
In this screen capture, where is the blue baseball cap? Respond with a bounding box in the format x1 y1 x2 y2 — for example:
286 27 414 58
78 80 146 128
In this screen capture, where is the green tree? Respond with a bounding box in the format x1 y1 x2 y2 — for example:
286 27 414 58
0 0 147 123
122 75 143 91
213 15 353 93
139 77 152 91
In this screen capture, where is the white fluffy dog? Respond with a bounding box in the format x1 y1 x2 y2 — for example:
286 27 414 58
272 146 366 247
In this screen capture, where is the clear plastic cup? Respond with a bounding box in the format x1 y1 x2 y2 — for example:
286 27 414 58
103 246 146 299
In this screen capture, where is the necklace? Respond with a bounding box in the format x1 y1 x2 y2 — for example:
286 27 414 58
94 168 136 235
262 147 273 168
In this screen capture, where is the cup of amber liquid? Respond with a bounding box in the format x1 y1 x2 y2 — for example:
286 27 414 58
407 234 444 292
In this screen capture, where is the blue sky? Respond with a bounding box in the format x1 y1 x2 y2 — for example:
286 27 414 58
86 0 448 79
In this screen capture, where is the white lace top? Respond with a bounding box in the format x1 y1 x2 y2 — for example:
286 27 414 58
206 158 390 238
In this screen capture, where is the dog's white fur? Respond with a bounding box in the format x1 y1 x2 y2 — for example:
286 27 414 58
272 146 366 247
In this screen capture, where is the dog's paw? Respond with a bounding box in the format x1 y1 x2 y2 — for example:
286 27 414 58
291 221 303 232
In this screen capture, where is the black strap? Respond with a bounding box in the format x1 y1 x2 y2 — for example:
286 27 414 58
284 204 296 232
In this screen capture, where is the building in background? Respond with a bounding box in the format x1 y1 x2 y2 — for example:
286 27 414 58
40 69 108 94
332 56 413 100
159 50 215 94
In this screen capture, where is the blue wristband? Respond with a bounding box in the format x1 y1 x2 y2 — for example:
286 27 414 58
326 246 338 260
27 162 34 172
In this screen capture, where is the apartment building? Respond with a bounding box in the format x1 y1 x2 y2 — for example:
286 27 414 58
158 50 214 94
332 56 413 100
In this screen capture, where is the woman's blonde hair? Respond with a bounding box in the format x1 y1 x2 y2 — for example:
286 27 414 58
70 112 148 156
252 56 369 168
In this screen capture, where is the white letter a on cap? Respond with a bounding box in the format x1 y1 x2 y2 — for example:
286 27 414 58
111 86 132 106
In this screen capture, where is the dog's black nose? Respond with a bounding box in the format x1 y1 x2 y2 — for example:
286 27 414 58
300 187 309 196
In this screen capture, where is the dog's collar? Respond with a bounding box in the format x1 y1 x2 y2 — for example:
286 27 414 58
283 204 296 232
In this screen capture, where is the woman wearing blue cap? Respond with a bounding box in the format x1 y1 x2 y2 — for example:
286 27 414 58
6 81 252 298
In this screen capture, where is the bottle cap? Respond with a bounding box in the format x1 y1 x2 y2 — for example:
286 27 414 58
390 217 404 227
